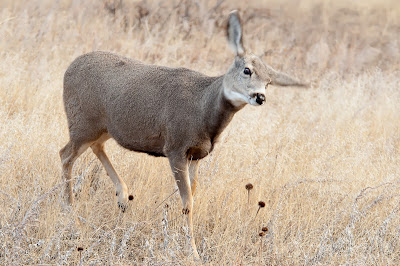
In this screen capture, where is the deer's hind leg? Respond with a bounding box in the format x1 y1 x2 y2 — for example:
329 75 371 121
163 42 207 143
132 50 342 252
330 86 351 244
90 133 130 212
60 141 91 205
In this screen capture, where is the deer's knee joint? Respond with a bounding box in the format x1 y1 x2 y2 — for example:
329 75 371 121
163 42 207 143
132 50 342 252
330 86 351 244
91 143 104 155
61 158 73 169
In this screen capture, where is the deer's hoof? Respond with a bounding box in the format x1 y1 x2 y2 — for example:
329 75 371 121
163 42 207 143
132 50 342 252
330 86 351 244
118 202 128 213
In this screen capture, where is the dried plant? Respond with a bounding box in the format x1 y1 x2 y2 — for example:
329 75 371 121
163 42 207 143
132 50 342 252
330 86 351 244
255 201 266 218
77 247 83 263
1 0 400 264
245 183 253 204
259 231 265 265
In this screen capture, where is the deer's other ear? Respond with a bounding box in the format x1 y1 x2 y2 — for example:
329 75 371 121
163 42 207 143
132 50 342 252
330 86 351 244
267 65 309 87
227 10 245 56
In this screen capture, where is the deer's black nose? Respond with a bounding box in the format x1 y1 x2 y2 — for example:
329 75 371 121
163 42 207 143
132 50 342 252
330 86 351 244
255 93 265 105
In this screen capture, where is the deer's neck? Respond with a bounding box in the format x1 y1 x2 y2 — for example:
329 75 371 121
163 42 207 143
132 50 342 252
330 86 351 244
202 76 244 145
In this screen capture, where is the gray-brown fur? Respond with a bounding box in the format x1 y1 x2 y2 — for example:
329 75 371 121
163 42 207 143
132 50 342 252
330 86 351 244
60 10 305 259
63 52 231 159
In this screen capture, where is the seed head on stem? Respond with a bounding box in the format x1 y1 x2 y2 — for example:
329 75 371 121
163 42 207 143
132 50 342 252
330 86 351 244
255 201 266 218
77 247 83 262
245 183 253 204
259 231 265 265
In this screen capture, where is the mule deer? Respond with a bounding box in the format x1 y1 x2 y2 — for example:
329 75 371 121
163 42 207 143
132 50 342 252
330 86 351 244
60 10 306 259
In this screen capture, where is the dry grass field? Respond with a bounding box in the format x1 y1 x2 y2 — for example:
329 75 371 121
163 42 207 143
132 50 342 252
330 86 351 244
1 0 400 264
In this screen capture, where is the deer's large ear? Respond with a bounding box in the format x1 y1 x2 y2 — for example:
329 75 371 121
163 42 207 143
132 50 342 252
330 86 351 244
267 65 309 87
227 10 245 56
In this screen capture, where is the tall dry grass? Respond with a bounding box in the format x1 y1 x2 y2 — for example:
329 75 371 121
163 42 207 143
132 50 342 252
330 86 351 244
1 0 400 264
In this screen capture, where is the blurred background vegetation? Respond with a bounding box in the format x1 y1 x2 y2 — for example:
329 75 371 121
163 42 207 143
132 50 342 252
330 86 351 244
0 0 399 264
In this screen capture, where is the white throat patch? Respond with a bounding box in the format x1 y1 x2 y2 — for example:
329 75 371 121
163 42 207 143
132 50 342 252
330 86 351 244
223 86 249 107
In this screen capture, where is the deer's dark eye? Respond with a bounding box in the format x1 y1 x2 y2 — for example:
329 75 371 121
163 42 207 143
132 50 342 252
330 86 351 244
243 67 252 76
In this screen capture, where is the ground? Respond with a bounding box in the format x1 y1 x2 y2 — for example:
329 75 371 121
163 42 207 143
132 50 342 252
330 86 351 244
0 0 400 264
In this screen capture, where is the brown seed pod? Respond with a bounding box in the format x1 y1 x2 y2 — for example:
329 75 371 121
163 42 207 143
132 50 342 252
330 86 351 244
259 232 265 237
246 183 254 204
77 247 83 252
262 226 268 232
245 183 253 190
255 201 266 218
128 195 134 201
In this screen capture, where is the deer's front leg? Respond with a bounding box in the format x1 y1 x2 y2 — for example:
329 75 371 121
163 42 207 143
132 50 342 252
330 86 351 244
189 159 200 196
168 155 200 259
